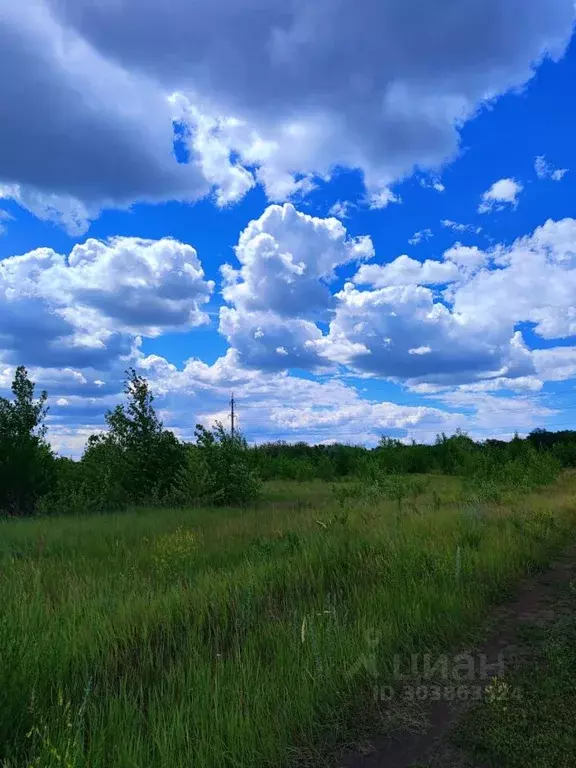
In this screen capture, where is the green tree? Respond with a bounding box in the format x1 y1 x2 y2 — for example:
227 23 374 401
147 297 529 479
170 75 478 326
0 366 54 515
89 369 185 504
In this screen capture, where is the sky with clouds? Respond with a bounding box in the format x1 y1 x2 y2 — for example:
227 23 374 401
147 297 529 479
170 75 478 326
2 0 576 455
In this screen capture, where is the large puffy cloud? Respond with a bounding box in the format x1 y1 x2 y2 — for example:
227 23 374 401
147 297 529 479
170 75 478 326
0 236 213 368
54 0 575 196
1 195 574 457
317 283 534 385
3 206 576 451
60 238 214 335
322 218 576 384
452 218 576 338
219 307 326 372
354 245 487 288
222 203 373 316
533 347 576 382
0 0 573 227
0 247 136 369
221 209 576 389
219 204 373 371
0 3 220 232
355 254 459 287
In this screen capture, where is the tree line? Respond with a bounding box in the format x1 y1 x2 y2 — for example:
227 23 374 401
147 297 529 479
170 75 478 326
1 366 575 516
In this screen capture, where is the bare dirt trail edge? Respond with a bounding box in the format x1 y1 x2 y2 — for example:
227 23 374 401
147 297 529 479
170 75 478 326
337 544 576 768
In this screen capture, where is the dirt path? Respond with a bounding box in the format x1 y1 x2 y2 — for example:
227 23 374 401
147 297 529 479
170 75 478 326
337 545 576 768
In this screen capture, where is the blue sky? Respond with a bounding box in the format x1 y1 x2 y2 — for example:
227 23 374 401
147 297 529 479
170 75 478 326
2 0 576 455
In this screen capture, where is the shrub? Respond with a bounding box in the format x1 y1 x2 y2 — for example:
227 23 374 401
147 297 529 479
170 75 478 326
168 423 262 506
165 445 212 506
38 448 127 515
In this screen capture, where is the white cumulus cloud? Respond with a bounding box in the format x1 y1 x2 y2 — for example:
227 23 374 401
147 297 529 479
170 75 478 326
222 203 374 317
215 203 576 394
354 254 459 287
478 178 523 213
0 236 214 368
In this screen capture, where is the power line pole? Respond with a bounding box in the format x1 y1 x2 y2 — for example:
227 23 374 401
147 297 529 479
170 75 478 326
230 392 235 437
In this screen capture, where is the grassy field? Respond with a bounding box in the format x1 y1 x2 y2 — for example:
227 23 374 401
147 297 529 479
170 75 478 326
2 474 576 768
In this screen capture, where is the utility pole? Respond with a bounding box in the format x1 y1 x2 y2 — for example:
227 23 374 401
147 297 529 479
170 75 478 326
230 392 235 437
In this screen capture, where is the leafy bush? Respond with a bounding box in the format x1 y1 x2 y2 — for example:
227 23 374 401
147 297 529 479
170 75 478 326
194 423 261 505
167 423 261 506
38 448 127 515
164 445 212 506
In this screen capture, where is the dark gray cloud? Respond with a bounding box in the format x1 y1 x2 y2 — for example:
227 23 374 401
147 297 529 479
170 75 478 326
49 0 573 112
48 0 574 185
0 0 572 227
0 3 209 227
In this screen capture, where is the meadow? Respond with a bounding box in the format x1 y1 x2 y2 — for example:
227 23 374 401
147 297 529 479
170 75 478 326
2 473 576 768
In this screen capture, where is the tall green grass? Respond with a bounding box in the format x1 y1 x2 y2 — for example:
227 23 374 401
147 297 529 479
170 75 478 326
1 475 576 767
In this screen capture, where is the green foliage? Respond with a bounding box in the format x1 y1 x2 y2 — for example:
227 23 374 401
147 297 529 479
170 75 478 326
39 369 186 514
97 368 186 504
0 367 55 516
248 428 569 489
86 373 261 508
14 369 263 514
250 442 368 481
376 474 429 507
38 446 127 516
190 422 262 505
4 365 576 516
529 428 576 468
161 422 263 507
164 445 211 507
